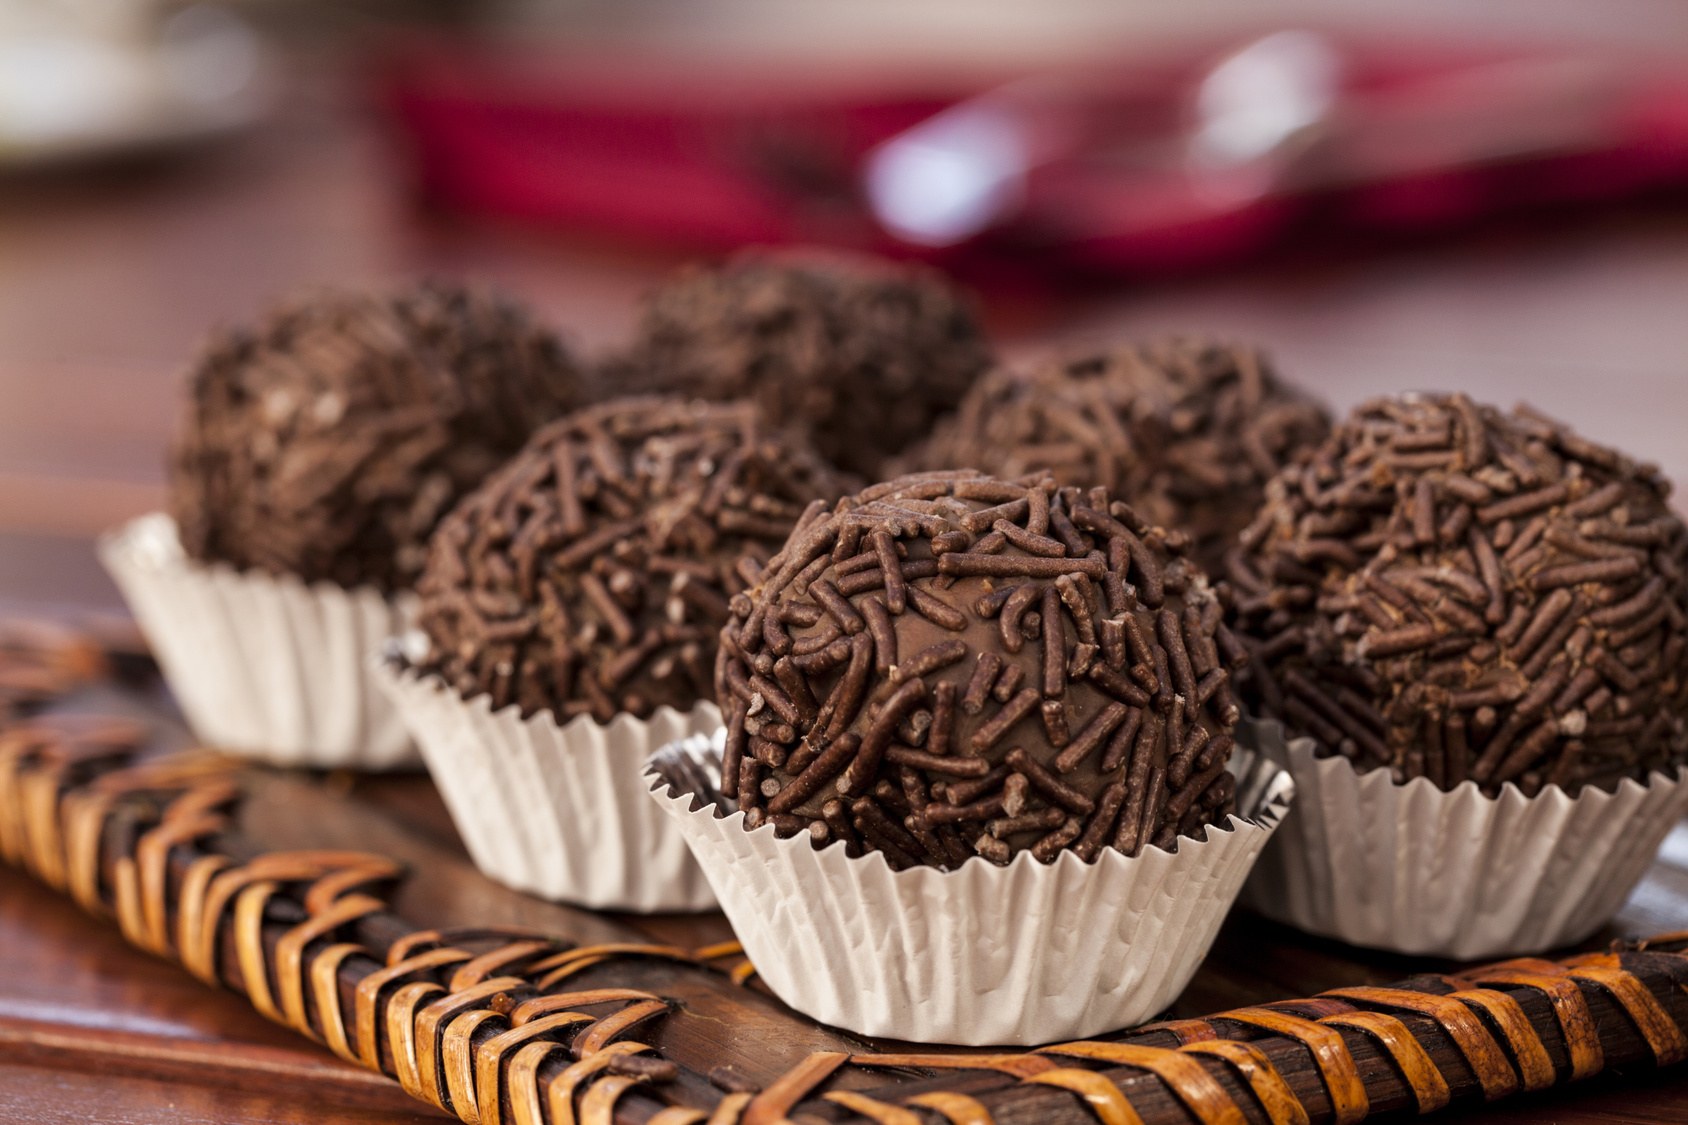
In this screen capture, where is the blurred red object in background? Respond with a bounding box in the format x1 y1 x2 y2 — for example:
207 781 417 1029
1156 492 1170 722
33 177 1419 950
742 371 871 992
379 31 1688 276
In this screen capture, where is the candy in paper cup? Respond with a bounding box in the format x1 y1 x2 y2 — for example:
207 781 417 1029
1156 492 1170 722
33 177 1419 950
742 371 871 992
646 717 1295 1045
375 656 719 912
98 513 418 770
1240 732 1688 960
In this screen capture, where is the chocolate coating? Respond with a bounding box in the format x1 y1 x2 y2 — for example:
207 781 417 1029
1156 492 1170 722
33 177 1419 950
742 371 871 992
414 397 853 722
715 470 1240 868
1227 393 1688 796
614 253 993 479
170 282 585 593
911 340 1330 574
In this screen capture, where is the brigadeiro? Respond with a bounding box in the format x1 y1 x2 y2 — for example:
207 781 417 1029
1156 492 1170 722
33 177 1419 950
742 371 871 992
615 253 993 479
911 339 1331 573
170 282 584 591
101 282 585 769
648 470 1294 1044
378 396 854 910
1230 392 1688 958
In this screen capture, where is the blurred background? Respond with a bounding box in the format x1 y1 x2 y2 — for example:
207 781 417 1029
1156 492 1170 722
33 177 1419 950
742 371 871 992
10 0 1688 622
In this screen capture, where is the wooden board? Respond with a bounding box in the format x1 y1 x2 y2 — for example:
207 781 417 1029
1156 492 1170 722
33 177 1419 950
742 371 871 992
6 662 1688 1123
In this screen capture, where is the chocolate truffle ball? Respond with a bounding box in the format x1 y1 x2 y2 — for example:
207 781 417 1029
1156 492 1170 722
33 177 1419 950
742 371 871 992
1227 393 1688 796
170 282 585 593
912 339 1331 574
616 254 993 479
715 470 1240 869
414 397 853 722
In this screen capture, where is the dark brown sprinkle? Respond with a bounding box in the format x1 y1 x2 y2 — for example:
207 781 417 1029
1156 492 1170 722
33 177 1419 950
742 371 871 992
870 529 907 614
1114 714 1163 854
415 398 849 721
1055 702 1130 773
789 637 850 676
923 793 1006 824
953 479 1027 503
1040 699 1070 747
975 584 1022 618
910 342 1328 573
1005 747 1096 814
767 733 861 815
962 651 1002 715
171 283 587 594
995 518 1067 557
999 583 1042 654
1529 556 1642 592
820 799 863 858
1150 642 1175 713
1230 393 1688 794
960 497 1030 534
945 545 1111 576
718 470 1236 863
1029 816 1085 862
906 585 969 631
1099 706 1145 774
884 747 992 777
989 807 1067 838
818 633 874 741
889 640 969 689
839 677 927 796
861 596 897 676
1099 617 1128 671
938 764 1013 808
992 661 1026 703
851 798 923 868
739 757 764 810
970 688 1041 754
1087 661 1152 708
617 256 990 479
810 578 866 636
835 558 939 596
835 549 889 577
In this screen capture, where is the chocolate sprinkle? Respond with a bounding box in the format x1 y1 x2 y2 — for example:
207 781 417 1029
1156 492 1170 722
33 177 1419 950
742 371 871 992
1228 393 1688 796
170 283 586 593
611 253 992 479
414 397 851 721
908 339 1330 574
714 470 1238 868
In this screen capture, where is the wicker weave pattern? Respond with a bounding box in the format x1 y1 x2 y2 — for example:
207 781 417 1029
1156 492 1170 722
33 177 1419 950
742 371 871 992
6 692 1688 1123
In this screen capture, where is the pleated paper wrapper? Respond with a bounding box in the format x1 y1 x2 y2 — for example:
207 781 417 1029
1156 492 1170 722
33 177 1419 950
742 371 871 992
1240 733 1688 960
376 659 719 912
98 513 418 770
646 718 1295 1045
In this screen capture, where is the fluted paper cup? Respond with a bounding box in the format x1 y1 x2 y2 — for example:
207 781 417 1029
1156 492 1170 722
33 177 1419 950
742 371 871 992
375 657 719 912
98 513 418 770
646 718 1295 1045
1240 733 1688 960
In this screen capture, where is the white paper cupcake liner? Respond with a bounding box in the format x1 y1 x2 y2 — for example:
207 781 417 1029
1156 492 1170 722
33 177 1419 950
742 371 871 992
1239 732 1688 960
375 659 720 912
646 718 1295 1045
97 513 418 770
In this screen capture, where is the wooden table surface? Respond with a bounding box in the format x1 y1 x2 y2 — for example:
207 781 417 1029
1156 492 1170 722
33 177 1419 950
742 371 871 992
9 32 1688 1125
